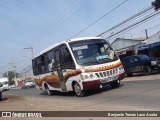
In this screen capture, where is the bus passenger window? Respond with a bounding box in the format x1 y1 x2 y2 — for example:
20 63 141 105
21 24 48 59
35 55 46 74
41 62 46 73
46 51 54 72
55 50 60 67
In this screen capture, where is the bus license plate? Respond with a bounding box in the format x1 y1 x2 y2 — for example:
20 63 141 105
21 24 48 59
100 75 118 84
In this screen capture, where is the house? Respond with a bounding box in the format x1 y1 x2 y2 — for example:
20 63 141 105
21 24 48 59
138 31 160 58
111 38 145 59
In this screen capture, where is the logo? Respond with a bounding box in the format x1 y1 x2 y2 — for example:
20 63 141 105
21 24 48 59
2 112 11 117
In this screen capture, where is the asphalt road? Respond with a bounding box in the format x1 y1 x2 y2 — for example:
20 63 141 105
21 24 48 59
1 74 160 120
3 76 160 111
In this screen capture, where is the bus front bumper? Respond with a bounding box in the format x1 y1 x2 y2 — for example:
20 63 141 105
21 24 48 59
82 72 125 90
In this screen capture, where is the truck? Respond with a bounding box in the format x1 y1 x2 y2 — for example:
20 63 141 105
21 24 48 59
0 77 9 91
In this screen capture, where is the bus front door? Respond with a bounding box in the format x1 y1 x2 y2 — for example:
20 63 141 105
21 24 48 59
55 49 67 92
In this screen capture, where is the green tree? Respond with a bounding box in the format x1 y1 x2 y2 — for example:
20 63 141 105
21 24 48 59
3 71 21 85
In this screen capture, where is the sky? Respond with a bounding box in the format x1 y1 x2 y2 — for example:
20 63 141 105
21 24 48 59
0 0 160 77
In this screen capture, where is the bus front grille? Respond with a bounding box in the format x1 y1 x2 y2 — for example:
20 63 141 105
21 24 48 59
95 68 118 78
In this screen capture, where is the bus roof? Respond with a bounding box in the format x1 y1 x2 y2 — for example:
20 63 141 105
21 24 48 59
68 37 104 42
35 37 104 58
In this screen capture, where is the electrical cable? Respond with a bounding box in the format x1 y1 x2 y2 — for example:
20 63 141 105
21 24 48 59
106 11 160 41
69 0 129 39
97 6 154 36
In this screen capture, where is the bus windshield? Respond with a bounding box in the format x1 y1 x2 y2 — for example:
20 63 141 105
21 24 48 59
69 39 118 66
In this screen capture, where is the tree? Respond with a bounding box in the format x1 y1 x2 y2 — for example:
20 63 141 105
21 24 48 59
152 0 160 11
3 71 21 85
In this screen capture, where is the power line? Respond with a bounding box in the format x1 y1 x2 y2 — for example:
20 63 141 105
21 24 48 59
30 0 92 49
121 19 160 38
20 0 129 76
69 0 129 39
23 1 159 76
1 0 82 69
105 11 160 41
17 1 93 75
97 6 154 36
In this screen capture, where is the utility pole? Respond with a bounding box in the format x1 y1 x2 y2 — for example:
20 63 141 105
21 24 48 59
129 33 132 39
24 47 34 59
13 65 17 79
7 67 9 79
9 63 17 80
22 67 27 80
145 29 149 39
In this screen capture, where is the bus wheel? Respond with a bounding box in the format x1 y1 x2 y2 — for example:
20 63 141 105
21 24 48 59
110 80 120 88
73 82 85 97
46 85 52 96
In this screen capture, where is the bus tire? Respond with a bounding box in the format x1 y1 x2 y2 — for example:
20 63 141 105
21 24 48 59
45 84 52 96
110 80 120 88
73 82 85 97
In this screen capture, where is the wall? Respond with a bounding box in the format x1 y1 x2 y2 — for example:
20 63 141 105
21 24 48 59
146 31 160 45
111 38 143 51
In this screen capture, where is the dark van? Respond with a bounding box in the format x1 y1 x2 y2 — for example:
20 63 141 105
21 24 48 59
122 55 160 76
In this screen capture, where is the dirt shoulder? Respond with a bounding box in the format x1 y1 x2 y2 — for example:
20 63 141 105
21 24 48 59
123 73 160 81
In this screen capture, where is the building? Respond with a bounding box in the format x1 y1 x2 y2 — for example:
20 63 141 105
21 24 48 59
111 38 145 59
13 78 22 87
138 31 160 58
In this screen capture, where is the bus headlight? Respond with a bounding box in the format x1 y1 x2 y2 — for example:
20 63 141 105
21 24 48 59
81 73 95 80
84 75 89 79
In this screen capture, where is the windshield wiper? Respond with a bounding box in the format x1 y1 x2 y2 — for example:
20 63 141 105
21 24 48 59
81 61 99 66
97 58 111 62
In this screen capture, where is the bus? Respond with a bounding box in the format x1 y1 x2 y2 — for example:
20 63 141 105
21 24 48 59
32 37 125 97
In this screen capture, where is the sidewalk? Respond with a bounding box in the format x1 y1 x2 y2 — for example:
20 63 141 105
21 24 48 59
123 72 160 81
9 87 21 90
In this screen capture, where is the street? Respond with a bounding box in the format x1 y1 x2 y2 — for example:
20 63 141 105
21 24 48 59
1 73 160 111
1 0 160 120
0 73 160 120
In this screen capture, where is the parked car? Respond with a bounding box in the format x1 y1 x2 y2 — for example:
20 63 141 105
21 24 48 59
21 80 35 89
0 77 9 91
9 84 16 89
0 83 2 101
122 54 160 76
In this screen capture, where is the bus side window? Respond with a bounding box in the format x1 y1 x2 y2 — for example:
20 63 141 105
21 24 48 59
41 55 46 73
46 50 55 72
32 60 37 75
36 57 42 74
61 48 75 69
35 55 46 74
54 50 60 69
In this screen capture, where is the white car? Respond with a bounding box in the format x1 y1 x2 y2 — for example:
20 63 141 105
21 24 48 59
0 77 9 91
0 82 9 91
21 80 35 89
9 84 16 88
